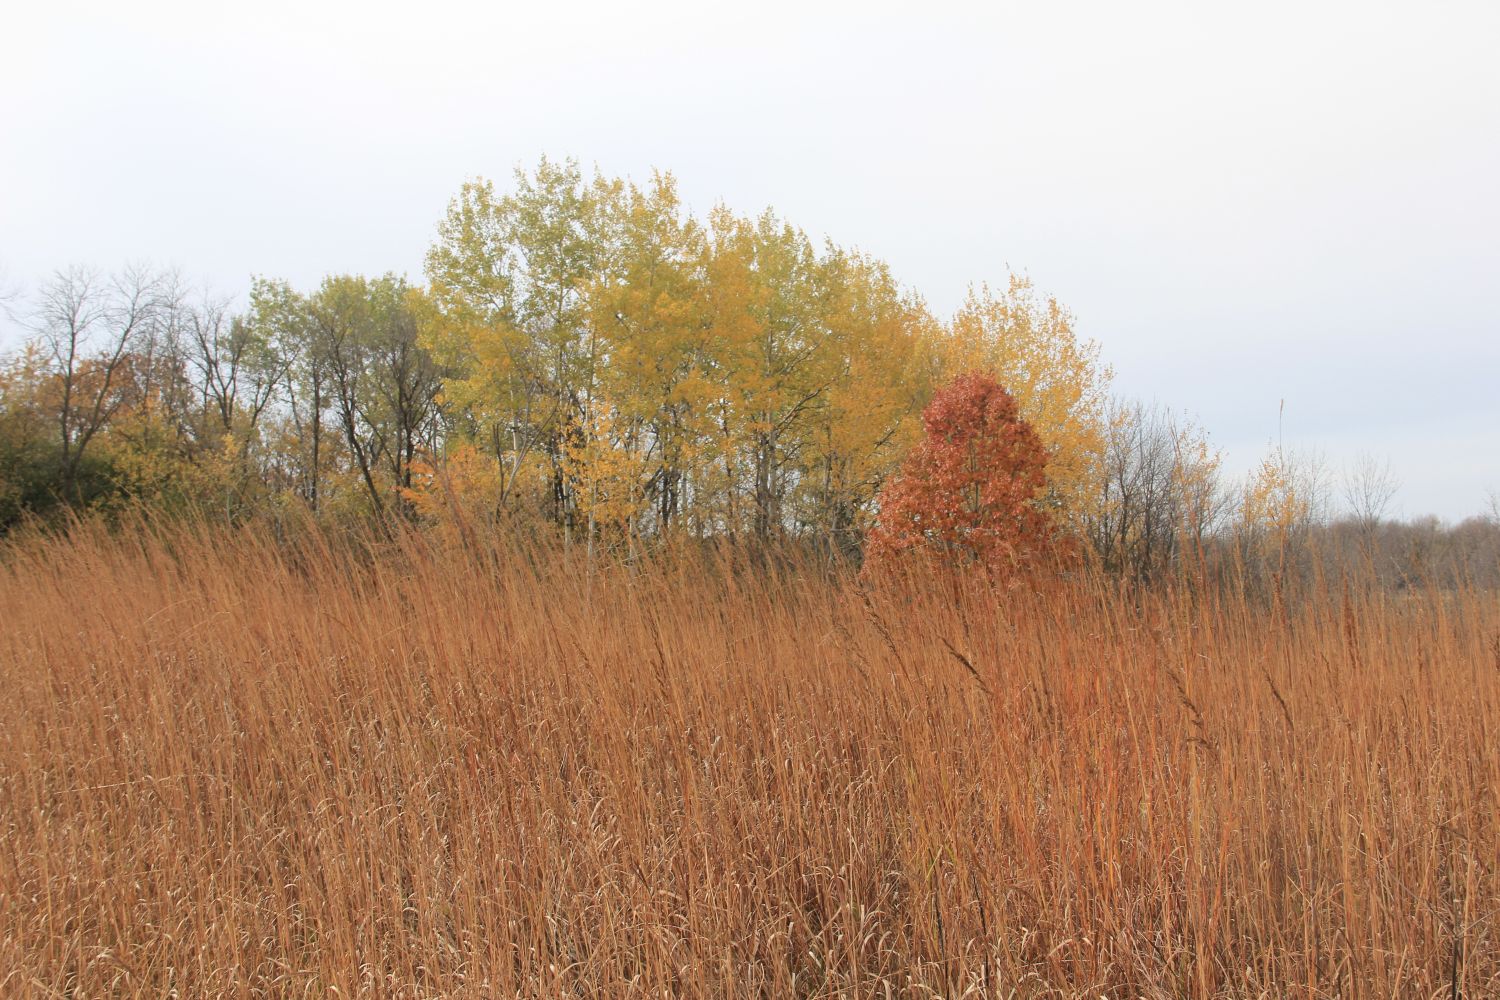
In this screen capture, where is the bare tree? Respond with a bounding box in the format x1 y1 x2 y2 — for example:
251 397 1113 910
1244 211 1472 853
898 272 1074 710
1294 447 1334 528
365 288 443 499
181 291 282 442
306 275 442 517
1086 400 1229 580
307 277 387 516
33 265 168 501
1342 453 1400 534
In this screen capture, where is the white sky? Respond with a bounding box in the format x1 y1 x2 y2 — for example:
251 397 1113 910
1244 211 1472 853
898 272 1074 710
3 0 1497 519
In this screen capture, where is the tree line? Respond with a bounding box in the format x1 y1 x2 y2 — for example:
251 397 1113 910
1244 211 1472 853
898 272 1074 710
2 158 1496 586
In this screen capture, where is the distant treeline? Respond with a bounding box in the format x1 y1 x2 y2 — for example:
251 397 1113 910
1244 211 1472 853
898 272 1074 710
2 158 1496 586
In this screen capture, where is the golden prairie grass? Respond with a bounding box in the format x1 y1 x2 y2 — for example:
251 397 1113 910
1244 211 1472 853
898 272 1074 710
1 520 1497 998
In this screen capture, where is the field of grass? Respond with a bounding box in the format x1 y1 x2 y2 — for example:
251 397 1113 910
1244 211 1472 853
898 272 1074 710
2 521 1497 998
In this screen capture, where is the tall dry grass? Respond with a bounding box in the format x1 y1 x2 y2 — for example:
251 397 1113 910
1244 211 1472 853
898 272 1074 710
1 520 1497 998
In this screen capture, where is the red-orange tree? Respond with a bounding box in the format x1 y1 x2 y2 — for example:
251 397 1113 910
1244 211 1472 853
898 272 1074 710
866 372 1056 572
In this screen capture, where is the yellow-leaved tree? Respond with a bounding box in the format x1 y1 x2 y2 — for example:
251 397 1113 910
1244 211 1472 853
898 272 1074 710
586 172 713 536
701 207 840 540
795 247 938 554
1241 450 1313 545
943 275 1111 530
423 157 608 532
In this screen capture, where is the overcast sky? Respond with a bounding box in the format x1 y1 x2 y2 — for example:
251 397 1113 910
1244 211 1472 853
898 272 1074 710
3 0 1497 519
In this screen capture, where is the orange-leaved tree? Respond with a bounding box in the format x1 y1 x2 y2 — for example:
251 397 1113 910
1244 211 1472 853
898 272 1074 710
866 372 1057 573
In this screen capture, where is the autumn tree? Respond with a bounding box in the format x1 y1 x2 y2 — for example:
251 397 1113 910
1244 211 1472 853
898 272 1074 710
249 278 331 509
2 270 289 524
1233 435 1331 591
586 172 712 535
694 207 834 539
793 247 936 556
866 372 1056 573
694 209 935 545
246 275 442 518
315 276 440 515
424 157 606 532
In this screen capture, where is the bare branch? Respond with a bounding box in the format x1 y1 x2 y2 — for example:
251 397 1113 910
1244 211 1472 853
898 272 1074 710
31 264 171 499
1342 453 1400 533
